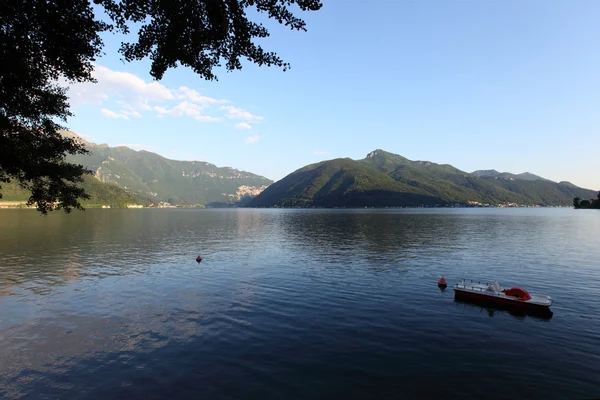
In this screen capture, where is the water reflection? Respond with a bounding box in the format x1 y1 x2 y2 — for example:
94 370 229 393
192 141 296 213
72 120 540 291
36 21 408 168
1 208 599 399
454 298 553 321
1 209 576 295
277 210 471 274
0 210 242 295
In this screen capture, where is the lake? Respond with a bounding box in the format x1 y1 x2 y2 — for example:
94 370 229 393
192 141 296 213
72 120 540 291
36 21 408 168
0 208 599 399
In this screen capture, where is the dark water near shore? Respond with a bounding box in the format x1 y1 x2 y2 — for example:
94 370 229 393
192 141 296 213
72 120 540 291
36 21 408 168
1 208 599 399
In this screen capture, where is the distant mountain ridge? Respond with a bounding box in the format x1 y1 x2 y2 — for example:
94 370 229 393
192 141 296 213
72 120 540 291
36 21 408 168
471 169 550 182
63 131 273 206
251 149 597 208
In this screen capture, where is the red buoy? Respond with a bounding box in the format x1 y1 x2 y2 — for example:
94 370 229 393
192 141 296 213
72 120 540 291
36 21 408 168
196 255 203 263
437 276 447 287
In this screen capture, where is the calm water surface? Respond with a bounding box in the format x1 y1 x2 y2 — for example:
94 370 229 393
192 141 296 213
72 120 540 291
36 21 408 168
0 208 599 399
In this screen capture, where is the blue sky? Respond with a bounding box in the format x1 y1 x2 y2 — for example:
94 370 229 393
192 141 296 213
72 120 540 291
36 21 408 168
67 1 600 189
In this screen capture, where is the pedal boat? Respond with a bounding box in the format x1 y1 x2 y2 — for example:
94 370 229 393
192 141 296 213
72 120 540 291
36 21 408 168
454 280 552 312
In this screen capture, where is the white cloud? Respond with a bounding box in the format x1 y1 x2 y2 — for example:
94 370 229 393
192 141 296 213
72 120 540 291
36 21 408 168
154 102 221 122
69 66 173 108
177 86 227 106
122 110 142 119
67 65 261 125
235 122 252 130
95 66 173 102
196 116 222 122
314 151 328 156
221 106 263 122
100 107 141 120
245 135 261 144
115 101 143 118
101 108 127 119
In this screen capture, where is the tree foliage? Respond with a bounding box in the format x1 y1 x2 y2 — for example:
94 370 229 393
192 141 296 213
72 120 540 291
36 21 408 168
580 199 591 208
0 0 321 213
0 0 107 213
572 192 600 209
1 174 144 208
97 0 322 80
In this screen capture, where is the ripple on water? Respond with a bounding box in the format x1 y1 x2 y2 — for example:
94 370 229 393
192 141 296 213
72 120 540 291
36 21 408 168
0 208 599 399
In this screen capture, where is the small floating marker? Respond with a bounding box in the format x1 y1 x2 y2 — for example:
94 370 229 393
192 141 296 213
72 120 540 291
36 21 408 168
196 255 203 263
437 276 447 287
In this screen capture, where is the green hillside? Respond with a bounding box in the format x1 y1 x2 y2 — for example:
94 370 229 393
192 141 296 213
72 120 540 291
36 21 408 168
359 150 532 205
64 131 272 206
250 158 441 207
483 178 598 205
472 169 550 181
4 133 594 209
0 175 144 208
250 149 598 208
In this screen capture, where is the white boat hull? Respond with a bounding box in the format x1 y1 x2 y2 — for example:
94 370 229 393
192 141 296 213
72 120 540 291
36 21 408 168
454 280 552 312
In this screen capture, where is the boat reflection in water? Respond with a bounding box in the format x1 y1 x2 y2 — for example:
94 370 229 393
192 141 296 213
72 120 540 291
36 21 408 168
454 297 553 321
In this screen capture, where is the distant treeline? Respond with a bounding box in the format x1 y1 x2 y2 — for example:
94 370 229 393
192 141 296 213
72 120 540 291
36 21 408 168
574 192 600 209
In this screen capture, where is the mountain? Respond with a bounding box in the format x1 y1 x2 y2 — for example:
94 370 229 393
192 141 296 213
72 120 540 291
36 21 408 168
249 158 441 208
63 131 273 206
0 175 143 208
359 150 531 205
472 169 549 182
251 149 598 208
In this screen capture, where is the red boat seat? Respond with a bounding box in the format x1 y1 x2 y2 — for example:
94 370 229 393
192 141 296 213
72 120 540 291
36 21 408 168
502 287 532 301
